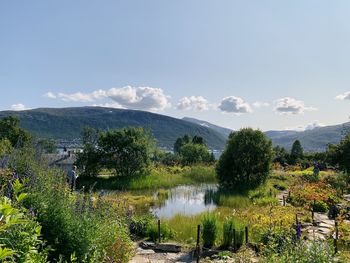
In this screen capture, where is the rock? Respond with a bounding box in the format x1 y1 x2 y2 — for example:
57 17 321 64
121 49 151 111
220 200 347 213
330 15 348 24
136 248 155 255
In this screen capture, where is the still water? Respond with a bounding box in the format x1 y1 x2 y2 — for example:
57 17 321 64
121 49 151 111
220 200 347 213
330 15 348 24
151 184 218 218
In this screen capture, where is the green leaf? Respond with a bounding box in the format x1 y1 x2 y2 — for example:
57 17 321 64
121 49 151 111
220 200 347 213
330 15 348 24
16 193 28 203
0 246 15 260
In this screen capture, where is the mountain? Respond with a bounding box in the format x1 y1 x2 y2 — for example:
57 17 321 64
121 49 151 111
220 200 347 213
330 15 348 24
182 117 233 137
266 123 350 152
0 107 227 150
182 117 350 152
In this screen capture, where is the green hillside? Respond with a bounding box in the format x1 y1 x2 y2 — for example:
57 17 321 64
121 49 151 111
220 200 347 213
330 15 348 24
0 107 227 150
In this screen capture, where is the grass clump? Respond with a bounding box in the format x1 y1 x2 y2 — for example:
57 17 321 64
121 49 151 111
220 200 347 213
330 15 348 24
202 213 218 248
222 217 244 249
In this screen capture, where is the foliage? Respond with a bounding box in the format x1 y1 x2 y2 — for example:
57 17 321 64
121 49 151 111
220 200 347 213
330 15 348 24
289 181 340 209
290 140 304 165
146 221 174 242
9 147 133 262
179 143 212 165
0 138 12 158
0 179 48 263
173 135 191 153
0 116 31 148
129 214 154 238
202 213 218 248
216 128 273 190
78 165 217 190
34 138 57 154
273 146 289 166
76 127 155 178
328 133 350 174
261 239 339 263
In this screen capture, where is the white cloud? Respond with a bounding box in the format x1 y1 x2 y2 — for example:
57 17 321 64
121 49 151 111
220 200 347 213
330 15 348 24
336 91 350 100
253 101 270 108
43 92 57 99
284 120 325 131
176 96 209 111
274 97 316 114
43 86 170 111
92 102 124 109
218 96 252 114
10 103 27 111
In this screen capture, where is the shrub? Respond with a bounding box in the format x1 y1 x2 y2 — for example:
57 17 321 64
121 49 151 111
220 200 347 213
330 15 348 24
129 214 154 238
216 128 273 190
262 239 338 263
202 213 218 248
312 200 328 213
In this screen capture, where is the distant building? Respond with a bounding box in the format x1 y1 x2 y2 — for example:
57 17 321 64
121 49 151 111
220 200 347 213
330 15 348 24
45 152 77 173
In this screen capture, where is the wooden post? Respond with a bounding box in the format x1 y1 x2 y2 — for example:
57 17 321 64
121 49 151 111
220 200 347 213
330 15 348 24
312 208 314 225
269 188 272 197
283 195 286 206
245 226 249 245
334 221 338 254
196 225 201 263
233 228 236 253
295 214 298 225
158 219 161 243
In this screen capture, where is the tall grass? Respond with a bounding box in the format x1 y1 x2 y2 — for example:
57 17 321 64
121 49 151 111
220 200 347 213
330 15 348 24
202 213 218 248
78 165 217 191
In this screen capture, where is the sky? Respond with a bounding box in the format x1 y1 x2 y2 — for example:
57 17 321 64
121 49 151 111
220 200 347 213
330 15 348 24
1 0 350 131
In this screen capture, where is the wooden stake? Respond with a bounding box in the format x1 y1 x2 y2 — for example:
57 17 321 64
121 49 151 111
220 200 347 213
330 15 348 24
158 219 161 243
196 225 201 263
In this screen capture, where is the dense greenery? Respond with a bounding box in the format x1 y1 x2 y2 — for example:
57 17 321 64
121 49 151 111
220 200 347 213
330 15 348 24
76 127 155 177
216 128 273 190
172 135 215 165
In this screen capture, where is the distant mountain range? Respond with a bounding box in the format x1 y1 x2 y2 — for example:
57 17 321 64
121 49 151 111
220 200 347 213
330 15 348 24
0 107 348 152
183 117 350 152
0 107 227 150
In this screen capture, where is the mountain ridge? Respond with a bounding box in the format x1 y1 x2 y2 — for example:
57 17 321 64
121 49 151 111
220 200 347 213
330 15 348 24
0 107 227 150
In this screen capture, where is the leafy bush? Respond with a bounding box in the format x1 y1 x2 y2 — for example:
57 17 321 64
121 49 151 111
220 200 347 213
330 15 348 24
129 214 154 238
202 213 218 248
216 128 273 190
0 179 48 263
312 200 328 213
262 239 339 263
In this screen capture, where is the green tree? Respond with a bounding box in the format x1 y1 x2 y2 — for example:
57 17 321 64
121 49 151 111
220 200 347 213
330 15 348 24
179 143 211 165
76 127 102 177
216 128 273 190
330 133 350 174
35 138 57 154
192 135 205 145
273 146 289 165
99 128 155 177
173 134 191 153
0 116 31 147
0 138 12 158
290 140 303 164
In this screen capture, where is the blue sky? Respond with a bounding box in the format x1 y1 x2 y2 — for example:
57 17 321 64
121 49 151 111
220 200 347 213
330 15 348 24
1 0 350 131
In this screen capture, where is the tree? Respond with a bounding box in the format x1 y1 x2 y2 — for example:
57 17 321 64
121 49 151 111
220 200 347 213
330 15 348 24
290 140 303 164
329 134 350 174
273 146 289 165
192 135 205 145
76 127 101 177
98 128 155 177
216 128 273 190
35 138 57 154
0 116 31 147
179 143 211 165
173 135 191 153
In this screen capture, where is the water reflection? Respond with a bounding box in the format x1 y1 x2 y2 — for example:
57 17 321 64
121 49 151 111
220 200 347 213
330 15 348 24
152 184 218 218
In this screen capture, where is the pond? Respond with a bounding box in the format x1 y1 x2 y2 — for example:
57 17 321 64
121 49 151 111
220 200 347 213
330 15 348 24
151 184 218 218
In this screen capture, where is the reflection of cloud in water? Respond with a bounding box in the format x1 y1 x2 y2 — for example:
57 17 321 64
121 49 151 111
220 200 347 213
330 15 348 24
152 184 218 218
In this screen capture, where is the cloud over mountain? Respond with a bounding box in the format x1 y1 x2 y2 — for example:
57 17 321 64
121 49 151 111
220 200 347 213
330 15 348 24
218 96 252 114
274 97 316 114
176 96 209 111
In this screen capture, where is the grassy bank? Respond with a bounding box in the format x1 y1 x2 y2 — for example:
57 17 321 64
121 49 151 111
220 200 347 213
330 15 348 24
77 165 216 191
